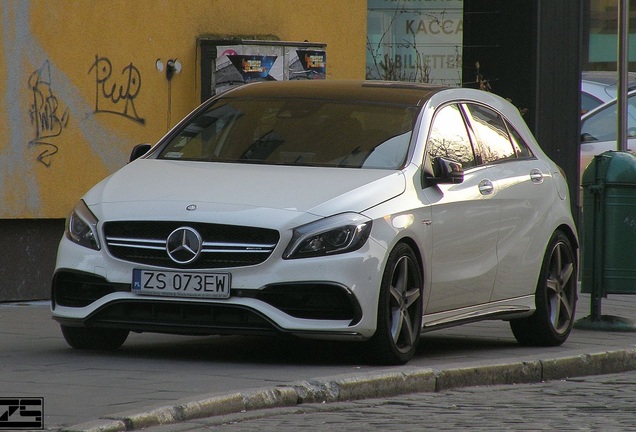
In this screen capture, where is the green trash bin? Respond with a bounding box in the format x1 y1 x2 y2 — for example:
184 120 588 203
581 151 636 296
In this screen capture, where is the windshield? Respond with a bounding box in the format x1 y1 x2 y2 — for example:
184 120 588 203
158 97 418 169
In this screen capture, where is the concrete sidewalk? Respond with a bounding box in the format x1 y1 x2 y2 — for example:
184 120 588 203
2 293 636 432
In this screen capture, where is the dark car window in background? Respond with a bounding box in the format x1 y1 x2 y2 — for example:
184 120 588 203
581 94 636 142
427 104 477 169
464 103 516 164
581 92 604 114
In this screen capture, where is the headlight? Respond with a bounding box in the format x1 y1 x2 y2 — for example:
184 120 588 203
66 200 101 250
283 213 372 259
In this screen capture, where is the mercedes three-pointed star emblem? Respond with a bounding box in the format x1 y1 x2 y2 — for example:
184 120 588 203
166 227 202 264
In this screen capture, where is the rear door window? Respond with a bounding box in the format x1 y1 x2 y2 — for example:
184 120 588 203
464 103 516 164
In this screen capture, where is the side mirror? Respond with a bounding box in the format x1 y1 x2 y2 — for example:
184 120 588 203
429 156 464 184
129 143 152 162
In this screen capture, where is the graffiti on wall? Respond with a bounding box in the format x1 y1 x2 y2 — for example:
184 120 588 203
89 55 145 124
28 60 70 168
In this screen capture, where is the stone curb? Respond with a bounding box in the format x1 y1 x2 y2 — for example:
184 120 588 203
59 348 636 432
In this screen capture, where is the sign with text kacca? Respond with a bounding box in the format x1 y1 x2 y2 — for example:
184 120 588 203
366 0 463 86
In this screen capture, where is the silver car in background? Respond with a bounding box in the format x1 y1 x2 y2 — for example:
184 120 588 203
581 71 636 115
580 89 636 175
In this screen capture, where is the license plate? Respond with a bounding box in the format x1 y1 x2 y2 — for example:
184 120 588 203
132 269 231 299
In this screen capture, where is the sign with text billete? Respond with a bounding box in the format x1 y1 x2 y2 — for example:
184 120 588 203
0 398 43 430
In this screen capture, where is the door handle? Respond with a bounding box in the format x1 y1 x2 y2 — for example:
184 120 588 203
530 169 544 184
478 179 494 195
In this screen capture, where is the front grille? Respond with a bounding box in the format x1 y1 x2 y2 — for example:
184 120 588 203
87 300 279 336
103 221 279 269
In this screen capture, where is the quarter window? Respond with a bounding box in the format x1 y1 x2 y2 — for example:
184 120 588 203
508 124 534 158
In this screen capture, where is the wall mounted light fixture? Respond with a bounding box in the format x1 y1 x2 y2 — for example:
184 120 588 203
166 59 182 81
156 59 182 80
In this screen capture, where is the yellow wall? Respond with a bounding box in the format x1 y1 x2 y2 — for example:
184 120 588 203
0 0 367 218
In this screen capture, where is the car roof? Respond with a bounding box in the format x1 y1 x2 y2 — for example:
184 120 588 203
582 71 636 86
218 80 449 106
581 71 636 98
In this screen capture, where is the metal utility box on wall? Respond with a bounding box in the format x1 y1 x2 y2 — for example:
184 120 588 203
198 39 327 102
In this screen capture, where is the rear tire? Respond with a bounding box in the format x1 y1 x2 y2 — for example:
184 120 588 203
366 243 423 365
61 325 129 350
510 231 577 346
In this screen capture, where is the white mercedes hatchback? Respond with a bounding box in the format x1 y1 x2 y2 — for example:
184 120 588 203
52 80 578 365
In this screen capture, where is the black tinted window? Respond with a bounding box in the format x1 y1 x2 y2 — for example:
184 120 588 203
158 98 417 169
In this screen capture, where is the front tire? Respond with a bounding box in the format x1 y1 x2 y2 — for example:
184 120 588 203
61 325 129 350
366 243 423 365
510 231 577 346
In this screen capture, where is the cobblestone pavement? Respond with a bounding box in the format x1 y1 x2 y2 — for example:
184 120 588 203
144 371 636 431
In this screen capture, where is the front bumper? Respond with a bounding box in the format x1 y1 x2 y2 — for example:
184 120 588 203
52 270 363 336
51 235 386 340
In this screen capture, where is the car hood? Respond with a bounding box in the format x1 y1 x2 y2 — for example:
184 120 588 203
84 160 406 228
